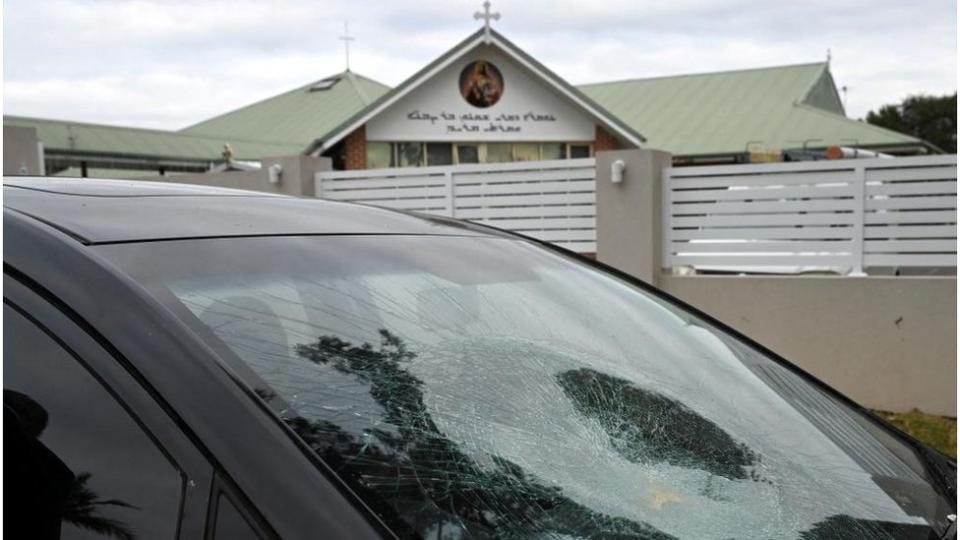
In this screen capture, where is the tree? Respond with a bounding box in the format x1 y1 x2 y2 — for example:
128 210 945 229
866 93 957 153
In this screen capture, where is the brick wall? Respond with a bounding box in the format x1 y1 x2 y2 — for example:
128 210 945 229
594 125 619 153
344 126 366 170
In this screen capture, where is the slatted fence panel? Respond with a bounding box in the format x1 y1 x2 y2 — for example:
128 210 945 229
664 155 957 273
317 158 597 252
863 158 958 268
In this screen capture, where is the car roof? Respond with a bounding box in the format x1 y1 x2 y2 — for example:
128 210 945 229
3 177 506 244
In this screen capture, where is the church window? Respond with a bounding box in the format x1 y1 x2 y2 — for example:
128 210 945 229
426 143 454 166
484 143 512 163
366 142 394 169
540 143 565 160
397 142 424 167
456 145 480 164
569 144 592 159
512 143 540 161
361 142 596 169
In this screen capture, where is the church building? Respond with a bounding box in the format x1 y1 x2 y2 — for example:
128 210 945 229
3 13 935 178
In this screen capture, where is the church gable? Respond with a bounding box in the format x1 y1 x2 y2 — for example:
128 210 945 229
312 28 644 168
366 44 596 143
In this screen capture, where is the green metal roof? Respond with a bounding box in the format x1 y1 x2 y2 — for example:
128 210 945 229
577 63 922 156
3 115 303 160
6 56 925 163
180 72 391 146
52 166 177 179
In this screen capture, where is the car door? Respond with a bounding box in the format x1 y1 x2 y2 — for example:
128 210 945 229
3 273 263 539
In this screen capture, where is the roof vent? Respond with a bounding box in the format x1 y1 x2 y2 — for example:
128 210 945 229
309 77 341 91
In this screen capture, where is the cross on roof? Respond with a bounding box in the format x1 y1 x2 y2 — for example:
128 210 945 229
474 1 500 42
339 21 355 71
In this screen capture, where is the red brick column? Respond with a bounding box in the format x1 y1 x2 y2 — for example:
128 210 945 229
343 126 367 170
594 125 619 153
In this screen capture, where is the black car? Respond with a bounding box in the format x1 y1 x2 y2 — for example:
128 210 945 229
3 177 955 540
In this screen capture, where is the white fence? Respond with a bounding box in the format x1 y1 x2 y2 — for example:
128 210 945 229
316 158 598 252
663 155 958 273
316 154 957 274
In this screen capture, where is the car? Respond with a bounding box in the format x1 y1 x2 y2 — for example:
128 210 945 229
3 177 956 540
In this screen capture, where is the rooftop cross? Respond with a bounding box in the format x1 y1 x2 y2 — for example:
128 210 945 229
339 21 355 72
474 1 500 42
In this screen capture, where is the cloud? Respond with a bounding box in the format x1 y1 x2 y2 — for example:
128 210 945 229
3 0 956 129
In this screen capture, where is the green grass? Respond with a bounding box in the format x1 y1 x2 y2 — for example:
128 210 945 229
874 409 957 458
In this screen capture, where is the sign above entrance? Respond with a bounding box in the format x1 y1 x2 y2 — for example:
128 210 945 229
405 109 556 135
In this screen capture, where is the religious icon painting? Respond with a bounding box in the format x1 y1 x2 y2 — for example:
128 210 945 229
459 60 504 108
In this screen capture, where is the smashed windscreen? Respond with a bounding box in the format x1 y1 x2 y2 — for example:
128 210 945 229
98 236 954 539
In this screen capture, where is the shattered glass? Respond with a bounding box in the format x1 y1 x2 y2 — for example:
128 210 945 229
98 236 954 539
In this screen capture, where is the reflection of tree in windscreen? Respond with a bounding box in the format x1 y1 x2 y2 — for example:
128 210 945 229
4 390 138 540
293 330 675 539
63 473 138 540
556 368 761 481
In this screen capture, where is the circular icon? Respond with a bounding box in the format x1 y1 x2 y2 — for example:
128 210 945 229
459 60 504 108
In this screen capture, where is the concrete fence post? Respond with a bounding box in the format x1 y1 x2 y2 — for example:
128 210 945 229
260 155 332 197
595 149 672 286
3 126 44 176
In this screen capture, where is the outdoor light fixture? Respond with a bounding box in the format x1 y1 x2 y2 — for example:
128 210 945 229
268 163 283 184
611 159 626 184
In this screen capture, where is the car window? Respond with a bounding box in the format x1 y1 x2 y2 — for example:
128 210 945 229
211 492 260 539
96 236 952 540
3 303 185 540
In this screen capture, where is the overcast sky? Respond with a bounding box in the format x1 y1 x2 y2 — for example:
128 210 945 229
3 0 957 131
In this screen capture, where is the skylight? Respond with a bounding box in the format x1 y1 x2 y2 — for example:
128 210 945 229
309 77 341 91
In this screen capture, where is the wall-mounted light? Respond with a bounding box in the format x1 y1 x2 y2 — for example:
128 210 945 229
611 159 626 184
268 163 283 184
